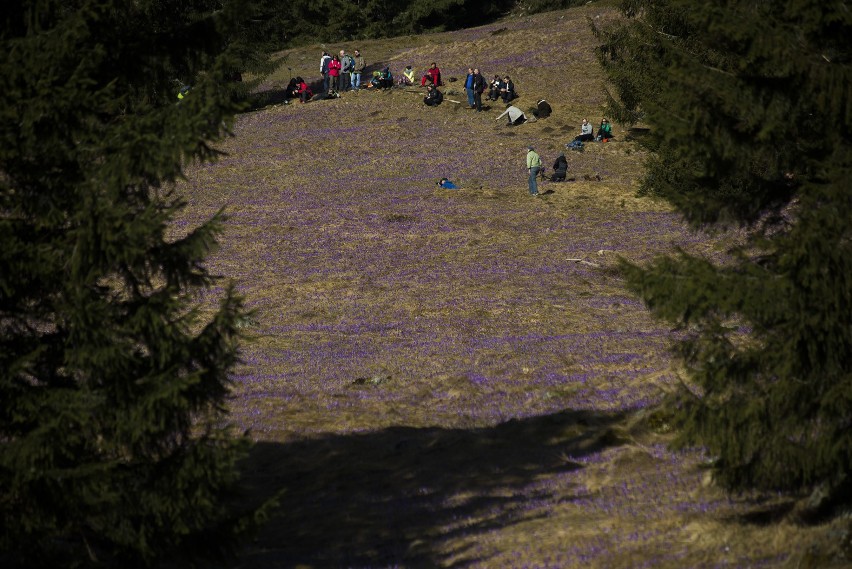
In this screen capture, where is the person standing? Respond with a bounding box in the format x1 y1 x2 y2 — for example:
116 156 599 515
527 146 541 196
472 68 486 112
339 50 352 91
328 55 342 93
352 49 365 90
464 67 475 108
320 51 331 93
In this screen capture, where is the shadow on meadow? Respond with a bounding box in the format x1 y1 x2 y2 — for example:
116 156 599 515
237 408 628 568
249 60 401 111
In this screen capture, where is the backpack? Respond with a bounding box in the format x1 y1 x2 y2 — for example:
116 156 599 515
566 140 584 151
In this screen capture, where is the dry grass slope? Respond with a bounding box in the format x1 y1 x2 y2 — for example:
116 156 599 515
175 3 852 568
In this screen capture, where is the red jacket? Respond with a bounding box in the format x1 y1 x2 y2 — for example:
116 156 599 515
297 81 312 96
428 66 441 86
328 59 341 77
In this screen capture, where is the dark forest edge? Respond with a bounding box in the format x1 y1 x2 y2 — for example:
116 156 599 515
258 0 593 48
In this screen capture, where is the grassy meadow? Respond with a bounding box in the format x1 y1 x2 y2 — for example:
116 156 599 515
175 3 849 568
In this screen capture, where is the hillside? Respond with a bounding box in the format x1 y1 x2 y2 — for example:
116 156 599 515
175 3 849 568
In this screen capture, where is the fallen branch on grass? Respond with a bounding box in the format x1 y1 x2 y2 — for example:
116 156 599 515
566 258 602 268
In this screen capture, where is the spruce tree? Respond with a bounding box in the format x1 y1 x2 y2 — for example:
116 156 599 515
1 1 265 566
596 1 852 498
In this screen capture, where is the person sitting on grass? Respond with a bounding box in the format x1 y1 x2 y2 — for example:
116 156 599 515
487 75 502 101
437 178 457 189
421 62 442 87
424 84 443 106
379 67 393 88
551 152 568 182
296 77 312 103
574 118 594 142
399 65 415 85
284 78 299 103
596 118 613 141
500 75 516 103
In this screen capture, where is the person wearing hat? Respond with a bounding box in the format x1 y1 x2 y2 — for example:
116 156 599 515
526 146 541 196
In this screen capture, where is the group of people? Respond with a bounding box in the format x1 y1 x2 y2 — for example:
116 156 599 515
421 67 517 112
486 75 516 103
525 147 570 196
320 49 367 93
291 51 613 199
568 117 614 145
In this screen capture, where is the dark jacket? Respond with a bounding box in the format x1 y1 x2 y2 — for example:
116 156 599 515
425 88 443 105
472 73 486 94
553 154 568 173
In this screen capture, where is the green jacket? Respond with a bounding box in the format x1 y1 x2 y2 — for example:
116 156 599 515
527 150 541 169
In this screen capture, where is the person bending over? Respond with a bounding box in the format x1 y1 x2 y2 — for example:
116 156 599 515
551 152 568 182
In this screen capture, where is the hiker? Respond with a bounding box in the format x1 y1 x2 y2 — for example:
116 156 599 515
596 118 613 141
328 55 342 93
296 77 312 103
496 105 527 126
421 62 442 87
352 49 365 90
464 68 476 107
437 178 457 189
320 51 331 92
352 49 367 91
423 84 443 106
551 152 568 182
487 75 502 101
575 118 594 142
527 146 542 196
500 75 516 103
472 68 486 112
339 50 351 91
399 65 415 86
